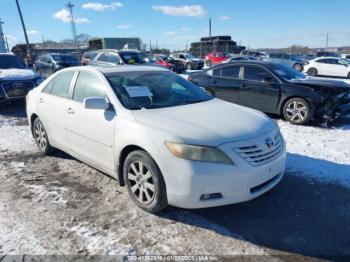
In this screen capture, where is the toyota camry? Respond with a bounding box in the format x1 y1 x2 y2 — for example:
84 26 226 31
26 65 286 213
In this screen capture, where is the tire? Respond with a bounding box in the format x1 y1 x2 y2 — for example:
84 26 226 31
283 98 312 125
33 118 54 155
307 68 318 77
293 63 303 72
206 60 212 67
123 150 168 213
348 72 350 79
186 63 193 70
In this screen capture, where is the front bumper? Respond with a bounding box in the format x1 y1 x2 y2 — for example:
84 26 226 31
157 130 287 209
317 93 350 123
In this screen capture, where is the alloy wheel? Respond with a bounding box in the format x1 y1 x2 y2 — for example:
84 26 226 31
285 101 308 123
34 120 47 150
127 161 155 205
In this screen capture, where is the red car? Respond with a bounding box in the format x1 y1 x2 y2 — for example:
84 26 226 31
205 52 230 67
153 54 174 69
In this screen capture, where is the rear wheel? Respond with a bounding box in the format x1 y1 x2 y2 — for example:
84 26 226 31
123 150 168 213
307 68 318 77
283 98 311 125
33 118 53 155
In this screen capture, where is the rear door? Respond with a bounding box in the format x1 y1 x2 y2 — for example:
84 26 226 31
65 70 116 173
239 65 280 113
37 71 75 149
209 65 242 104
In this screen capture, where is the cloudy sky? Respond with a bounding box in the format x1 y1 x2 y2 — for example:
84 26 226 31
1 0 350 50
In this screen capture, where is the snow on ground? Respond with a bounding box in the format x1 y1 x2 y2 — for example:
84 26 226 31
278 119 350 188
0 106 350 257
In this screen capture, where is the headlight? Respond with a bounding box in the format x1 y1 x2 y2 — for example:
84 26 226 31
165 142 233 165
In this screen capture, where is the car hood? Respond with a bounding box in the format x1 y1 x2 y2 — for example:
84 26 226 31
288 78 350 93
132 99 276 146
0 68 37 81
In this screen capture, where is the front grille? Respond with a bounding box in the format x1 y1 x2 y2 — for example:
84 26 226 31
234 134 283 166
1 81 35 98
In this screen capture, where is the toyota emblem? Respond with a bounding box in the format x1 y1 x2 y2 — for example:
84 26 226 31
265 138 274 149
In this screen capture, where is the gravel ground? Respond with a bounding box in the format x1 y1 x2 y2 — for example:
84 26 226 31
0 103 349 261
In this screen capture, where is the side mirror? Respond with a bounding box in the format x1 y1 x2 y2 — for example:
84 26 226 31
84 97 109 110
47 60 52 64
262 76 274 84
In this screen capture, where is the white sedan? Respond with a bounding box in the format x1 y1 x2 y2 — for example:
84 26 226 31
26 65 286 213
304 57 350 78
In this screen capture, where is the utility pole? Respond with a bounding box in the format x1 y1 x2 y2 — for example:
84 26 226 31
66 2 79 58
15 0 32 60
42 35 45 49
5 35 10 52
0 18 6 53
209 18 212 37
325 33 329 50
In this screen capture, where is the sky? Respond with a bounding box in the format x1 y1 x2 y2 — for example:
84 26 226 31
1 0 350 50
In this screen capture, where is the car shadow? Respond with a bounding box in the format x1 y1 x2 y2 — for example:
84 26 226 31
160 154 350 260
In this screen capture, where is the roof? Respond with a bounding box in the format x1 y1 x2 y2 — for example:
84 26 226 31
64 65 169 74
0 53 15 56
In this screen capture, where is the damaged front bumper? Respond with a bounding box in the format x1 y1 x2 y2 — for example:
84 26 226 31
317 92 350 124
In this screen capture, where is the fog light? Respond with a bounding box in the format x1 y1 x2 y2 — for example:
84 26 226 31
200 193 223 201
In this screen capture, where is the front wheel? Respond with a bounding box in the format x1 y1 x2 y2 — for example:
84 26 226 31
283 98 312 125
123 150 168 213
307 68 318 77
348 72 350 79
205 60 212 67
186 63 193 70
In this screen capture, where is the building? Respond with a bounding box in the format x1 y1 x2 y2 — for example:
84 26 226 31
87 37 142 51
189 36 245 58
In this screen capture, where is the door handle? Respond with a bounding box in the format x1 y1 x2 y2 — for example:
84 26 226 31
66 107 75 114
39 97 44 103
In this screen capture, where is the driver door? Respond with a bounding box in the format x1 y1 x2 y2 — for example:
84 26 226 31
65 71 116 174
239 65 280 114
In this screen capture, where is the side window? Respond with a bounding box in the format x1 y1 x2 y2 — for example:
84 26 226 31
97 53 109 62
73 71 106 102
180 55 185 59
213 68 220 76
244 66 271 82
50 71 75 98
108 53 121 64
40 56 48 63
221 66 240 78
42 78 55 93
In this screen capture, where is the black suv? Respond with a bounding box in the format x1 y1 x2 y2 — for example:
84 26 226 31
189 61 350 125
35 53 80 77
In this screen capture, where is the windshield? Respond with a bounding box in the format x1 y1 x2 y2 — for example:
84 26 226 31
0 55 26 69
106 71 212 110
119 52 150 64
184 53 196 59
52 55 78 63
271 64 307 80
